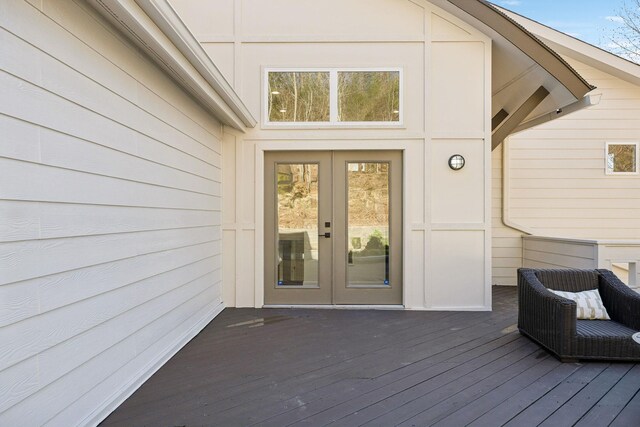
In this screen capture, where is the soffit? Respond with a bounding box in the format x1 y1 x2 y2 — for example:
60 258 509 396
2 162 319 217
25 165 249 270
429 0 596 128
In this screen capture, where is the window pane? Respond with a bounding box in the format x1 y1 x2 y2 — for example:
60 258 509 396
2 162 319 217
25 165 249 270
347 162 390 287
276 163 319 286
268 72 330 122
338 71 400 122
608 144 636 173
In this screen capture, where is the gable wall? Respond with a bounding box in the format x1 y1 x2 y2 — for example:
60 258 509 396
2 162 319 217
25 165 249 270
0 0 225 424
492 56 640 285
172 0 493 310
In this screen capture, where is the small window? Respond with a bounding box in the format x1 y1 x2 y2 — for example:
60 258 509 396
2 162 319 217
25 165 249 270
265 69 402 126
606 143 638 174
268 72 330 122
338 71 400 122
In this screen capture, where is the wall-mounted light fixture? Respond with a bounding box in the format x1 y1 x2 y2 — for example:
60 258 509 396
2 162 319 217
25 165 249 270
448 154 465 171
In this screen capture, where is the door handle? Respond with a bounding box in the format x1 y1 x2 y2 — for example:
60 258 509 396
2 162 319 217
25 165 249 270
319 232 331 238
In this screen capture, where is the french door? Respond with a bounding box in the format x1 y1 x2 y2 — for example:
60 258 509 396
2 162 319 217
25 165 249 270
264 150 402 305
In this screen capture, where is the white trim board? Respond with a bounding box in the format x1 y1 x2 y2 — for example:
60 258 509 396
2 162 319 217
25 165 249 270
263 305 405 310
253 140 421 309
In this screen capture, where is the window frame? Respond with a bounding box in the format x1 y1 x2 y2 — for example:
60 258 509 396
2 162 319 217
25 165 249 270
605 142 639 175
263 67 404 128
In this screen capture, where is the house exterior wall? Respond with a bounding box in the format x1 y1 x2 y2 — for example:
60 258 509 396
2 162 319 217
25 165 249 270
0 1 225 424
491 145 524 285
492 56 640 285
172 0 493 310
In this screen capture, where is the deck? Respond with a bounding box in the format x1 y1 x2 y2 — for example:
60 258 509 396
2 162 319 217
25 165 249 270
101 287 640 426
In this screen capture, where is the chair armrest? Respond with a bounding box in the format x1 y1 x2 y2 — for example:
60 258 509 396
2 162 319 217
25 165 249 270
518 268 577 356
597 269 640 330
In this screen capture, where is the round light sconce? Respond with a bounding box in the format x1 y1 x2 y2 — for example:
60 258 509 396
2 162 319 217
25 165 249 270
448 154 465 171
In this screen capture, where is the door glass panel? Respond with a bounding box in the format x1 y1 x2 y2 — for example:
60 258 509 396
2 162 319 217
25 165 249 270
276 163 319 287
347 162 390 287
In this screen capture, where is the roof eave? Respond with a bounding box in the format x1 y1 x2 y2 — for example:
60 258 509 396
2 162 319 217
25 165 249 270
138 0 257 128
497 6 640 87
88 0 256 130
447 0 595 99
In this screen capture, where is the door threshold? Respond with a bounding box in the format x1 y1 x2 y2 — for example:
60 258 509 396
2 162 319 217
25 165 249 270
262 304 405 310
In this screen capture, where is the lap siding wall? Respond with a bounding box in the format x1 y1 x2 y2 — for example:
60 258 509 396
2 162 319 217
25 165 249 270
0 0 224 425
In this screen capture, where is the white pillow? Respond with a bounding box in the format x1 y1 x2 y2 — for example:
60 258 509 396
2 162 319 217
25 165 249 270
547 289 611 320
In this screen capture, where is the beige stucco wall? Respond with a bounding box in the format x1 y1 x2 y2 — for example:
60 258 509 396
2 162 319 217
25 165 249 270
492 56 640 285
172 0 493 310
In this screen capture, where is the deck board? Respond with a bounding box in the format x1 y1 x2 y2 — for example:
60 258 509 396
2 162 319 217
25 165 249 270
503 363 609 427
538 364 634 427
100 287 640 426
578 364 640 426
466 362 581 426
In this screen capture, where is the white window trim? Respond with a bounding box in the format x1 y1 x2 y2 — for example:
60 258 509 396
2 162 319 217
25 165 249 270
263 67 404 128
605 142 639 175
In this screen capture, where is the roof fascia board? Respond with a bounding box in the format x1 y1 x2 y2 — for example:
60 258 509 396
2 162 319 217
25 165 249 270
136 0 256 127
88 0 256 130
497 7 640 87
542 37 640 86
447 0 594 99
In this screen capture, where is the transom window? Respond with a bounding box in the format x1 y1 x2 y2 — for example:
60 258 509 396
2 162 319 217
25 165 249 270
606 142 638 175
265 69 402 125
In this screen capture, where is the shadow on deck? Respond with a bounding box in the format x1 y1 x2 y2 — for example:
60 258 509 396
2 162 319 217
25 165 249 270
101 286 640 426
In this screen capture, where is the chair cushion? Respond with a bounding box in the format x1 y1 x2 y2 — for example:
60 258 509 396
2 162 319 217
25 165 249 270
575 320 640 360
548 289 610 320
576 320 636 338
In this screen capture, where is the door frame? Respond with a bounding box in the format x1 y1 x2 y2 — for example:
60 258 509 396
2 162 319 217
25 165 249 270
263 150 403 305
254 140 415 308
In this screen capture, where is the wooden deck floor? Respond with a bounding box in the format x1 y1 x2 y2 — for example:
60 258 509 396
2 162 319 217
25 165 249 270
101 287 640 426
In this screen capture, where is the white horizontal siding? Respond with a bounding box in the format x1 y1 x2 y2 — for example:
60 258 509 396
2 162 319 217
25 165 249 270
491 146 524 286
493 54 640 285
0 0 225 425
0 158 219 210
0 201 221 243
0 241 220 328
51 288 221 427
0 73 220 180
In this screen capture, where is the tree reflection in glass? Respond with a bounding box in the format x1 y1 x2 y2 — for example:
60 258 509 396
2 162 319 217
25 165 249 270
276 163 319 286
607 144 637 173
338 71 400 122
347 162 390 286
268 72 330 122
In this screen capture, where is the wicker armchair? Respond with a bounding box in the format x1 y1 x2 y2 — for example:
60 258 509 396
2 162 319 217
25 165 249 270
518 268 640 362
